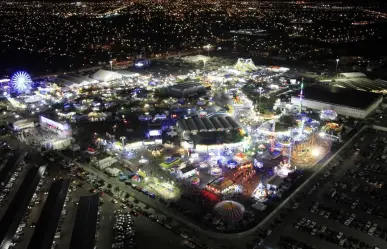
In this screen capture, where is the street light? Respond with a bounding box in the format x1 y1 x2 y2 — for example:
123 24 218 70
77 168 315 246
203 44 212 57
109 60 113 71
336 58 340 78
120 136 126 148
258 87 263 114
202 57 208 72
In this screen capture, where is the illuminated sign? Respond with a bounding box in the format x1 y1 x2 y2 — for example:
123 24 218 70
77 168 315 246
149 130 161 137
40 116 70 131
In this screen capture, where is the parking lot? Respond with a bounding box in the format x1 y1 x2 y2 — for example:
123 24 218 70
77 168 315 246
258 127 387 249
0 136 200 249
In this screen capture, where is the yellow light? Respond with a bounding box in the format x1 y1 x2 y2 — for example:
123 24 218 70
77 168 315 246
311 147 321 157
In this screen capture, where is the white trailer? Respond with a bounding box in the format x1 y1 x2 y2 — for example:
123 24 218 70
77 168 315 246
104 167 122 177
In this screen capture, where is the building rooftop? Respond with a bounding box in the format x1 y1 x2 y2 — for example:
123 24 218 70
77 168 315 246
178 114 241 133
165 82 206 98
91 69 122 82
0 153 25 191
293 85 382 109
0 165 46 248
28 179 70 249
69 194 99 249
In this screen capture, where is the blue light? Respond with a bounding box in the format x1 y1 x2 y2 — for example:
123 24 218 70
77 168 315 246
10 71 32 93
134 59 150 68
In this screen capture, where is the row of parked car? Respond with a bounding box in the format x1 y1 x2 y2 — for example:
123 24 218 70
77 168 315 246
293 217 378 248
112 210 136 249
309 202 386 238
0 160 24 206
8 174 46 249
278 236 315 249
327 174 387 218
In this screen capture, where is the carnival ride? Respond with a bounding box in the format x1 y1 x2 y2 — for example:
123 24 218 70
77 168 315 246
298 78 304 113
209 166 223 176
190 176 200 185
322 122 342 133
320 110 338 121
291 132 330 167
274 159 293 178
257 114 320 153
226 160 238 169
10 71 32 93
252 182 269 201
231 162 255 183
214 200 245 222
148 144 164 157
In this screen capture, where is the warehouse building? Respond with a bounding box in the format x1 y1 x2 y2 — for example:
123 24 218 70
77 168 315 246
177 115 242 133
291 85 382 119
165 82 206 98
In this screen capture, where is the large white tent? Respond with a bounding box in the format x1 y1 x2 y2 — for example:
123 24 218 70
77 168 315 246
91 70 122 82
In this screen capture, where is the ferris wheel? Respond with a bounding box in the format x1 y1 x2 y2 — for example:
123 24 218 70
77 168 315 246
11 71 32 93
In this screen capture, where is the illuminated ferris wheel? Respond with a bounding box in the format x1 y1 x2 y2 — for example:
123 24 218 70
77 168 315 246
10 71 32 93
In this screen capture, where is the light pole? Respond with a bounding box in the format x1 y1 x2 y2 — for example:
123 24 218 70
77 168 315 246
336 58 339 78
120 136 126 147
258 87 262 114
299 78 304 114
109 60 113 71
288 127 293 163
203 44 211 57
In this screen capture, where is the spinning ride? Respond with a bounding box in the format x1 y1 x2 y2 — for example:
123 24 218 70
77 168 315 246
209 166 222 176
190 177 200 185
291 132 330 167
214 200 245 222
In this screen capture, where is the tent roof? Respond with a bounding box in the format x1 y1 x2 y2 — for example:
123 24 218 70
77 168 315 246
91 70 122 82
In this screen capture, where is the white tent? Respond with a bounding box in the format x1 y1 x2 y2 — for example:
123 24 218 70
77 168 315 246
91 70 122 82
182 55 210 63
13 119 34 130
339 72 366 79
234 58 257 72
